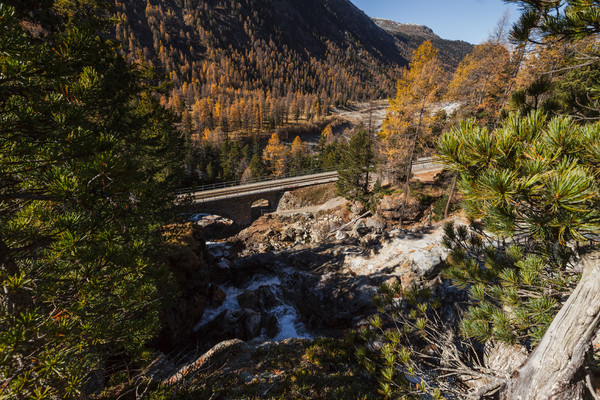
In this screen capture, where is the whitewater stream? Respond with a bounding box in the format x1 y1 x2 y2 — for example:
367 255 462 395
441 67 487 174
194 241 312 341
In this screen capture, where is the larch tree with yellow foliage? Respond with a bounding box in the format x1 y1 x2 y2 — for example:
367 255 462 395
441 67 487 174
320 124 335 146
262 133 288 176
380 40 446 220
447 41 515 123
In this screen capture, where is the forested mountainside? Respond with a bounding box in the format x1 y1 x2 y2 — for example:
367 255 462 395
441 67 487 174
110 0 479 188
112 0 407 135
373 18 474 70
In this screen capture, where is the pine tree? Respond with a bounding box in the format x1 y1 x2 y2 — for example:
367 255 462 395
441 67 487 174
336 130 375 208
504 0 600 118
505 0 600 41
249 154 268 179
509 75 560 115
0 3 182 397
437 111 600 399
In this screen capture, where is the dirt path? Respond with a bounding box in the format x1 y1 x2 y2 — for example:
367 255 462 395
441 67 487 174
412 166 445 182
330 100 390 134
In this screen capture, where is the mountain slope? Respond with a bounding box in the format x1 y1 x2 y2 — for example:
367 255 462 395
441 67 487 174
253 0 406 65
111 0 472 139
373 18 474 70
113 0 406 121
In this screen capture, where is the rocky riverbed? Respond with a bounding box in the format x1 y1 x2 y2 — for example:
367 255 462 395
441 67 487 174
140 184 564 400
186 188 459 349
140 184 476 398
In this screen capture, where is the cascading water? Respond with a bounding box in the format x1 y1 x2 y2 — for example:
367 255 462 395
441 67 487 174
196 242 311 341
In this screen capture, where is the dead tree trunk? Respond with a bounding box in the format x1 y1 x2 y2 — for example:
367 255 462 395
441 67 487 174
444 175 457 219
502 251 600 400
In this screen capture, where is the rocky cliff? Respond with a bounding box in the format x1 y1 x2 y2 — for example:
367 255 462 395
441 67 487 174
373 18 474 70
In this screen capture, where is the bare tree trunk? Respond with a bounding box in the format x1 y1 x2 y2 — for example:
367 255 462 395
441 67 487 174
477 75 490 106
367 100 374 137
444 175 457 219
502 251 600 400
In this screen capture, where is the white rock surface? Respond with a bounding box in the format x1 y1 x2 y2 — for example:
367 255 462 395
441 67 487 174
345 222 453 278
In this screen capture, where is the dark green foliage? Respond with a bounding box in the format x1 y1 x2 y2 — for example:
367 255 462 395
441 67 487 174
249 153 268 179
431 193 459 221
437 112 600 345
156 338 379 400
289 146 310 174
188 137 255 184
336 131 376 208
505 1 600 119
0 3 182 397
505 0 600 40
438 112 600 245
554 63 600 120
318 141 346 171
442 223 569 346
357 283 451 399
510 75 561 116
509 55 600 120
219 137 240 181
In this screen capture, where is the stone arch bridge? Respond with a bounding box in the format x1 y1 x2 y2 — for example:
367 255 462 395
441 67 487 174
177 171 339 226
176 158 442 227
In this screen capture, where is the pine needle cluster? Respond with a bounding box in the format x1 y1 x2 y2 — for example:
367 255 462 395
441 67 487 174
442 222 573 346
357 283 448 400
438 112 600 246
437 111 600 344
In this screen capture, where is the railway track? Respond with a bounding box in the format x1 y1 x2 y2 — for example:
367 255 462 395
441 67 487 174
178 157 443 204
179 171 339 203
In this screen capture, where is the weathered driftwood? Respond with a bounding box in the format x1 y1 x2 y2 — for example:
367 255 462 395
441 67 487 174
502 251 600 400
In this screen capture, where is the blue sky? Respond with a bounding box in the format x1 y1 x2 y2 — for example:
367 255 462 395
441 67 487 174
349 0 522 44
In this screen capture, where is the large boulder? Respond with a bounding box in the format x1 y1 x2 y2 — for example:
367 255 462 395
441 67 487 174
282 271 377 334
198 308 265 343
207 284 227 308
159 223 211 351
277 191 311 211
377 192 421 221
194 214 236 240
365 216 387 233
409 248 445 278
344 222 450 284
230 253 279 286
212 258 232 284
350 219 368 237
237 286 282 312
